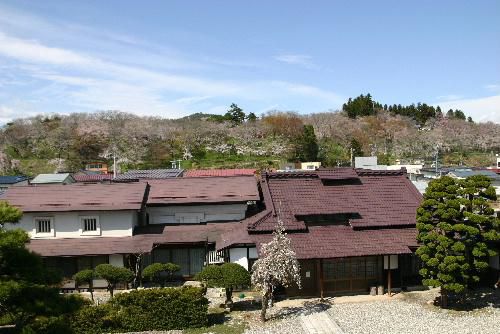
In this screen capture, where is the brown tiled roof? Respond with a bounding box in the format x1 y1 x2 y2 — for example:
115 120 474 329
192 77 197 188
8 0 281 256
134 222 241 244
2 183 148 212
252 226 418 259
147 176 259 205
248 169 422 232
73 174 113 182
185 169 256 177
27 235 156 257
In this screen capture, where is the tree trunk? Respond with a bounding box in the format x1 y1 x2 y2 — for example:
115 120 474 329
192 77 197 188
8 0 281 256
441 287 448 308
225 287 233 308
260 292 269 322
109 284 114 298
89 281 94 303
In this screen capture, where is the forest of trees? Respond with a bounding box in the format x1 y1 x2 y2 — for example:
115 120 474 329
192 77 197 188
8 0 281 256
0 95 499 176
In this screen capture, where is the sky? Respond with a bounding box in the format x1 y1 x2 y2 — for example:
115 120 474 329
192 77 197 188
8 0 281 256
0 0 499 124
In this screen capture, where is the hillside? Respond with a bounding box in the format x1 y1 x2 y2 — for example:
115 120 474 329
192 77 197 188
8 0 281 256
1 97 499 176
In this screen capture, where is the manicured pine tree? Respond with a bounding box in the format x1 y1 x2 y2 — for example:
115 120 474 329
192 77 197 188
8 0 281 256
416 176 499 307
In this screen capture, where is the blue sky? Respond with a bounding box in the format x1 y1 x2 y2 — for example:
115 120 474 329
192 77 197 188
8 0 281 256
0 0 499 124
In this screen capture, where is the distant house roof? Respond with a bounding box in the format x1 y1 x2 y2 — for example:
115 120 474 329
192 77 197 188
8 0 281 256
147 176 260 205
0 175 29 184
115 169 183 180
73 173 113 182
447 169 500 180
2 183 148 212
247 168 422 232
31 173 75 184
184 169 256 177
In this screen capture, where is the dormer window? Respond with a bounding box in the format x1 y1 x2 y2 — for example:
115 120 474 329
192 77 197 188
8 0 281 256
80 216 101 236
33 217 55 237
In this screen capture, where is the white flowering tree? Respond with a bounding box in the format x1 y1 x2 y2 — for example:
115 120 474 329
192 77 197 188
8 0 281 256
251 218 301 321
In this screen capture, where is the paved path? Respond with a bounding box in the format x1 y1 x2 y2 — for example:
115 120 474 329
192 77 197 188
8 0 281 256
300 311 344 334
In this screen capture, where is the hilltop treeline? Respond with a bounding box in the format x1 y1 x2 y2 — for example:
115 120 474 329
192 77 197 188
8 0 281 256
1 94 499 175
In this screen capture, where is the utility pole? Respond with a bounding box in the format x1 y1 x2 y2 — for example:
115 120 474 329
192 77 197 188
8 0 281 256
434 146 439 176
350 147 354 167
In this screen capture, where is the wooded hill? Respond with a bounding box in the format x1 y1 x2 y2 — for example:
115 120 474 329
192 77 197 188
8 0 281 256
1 95 499 176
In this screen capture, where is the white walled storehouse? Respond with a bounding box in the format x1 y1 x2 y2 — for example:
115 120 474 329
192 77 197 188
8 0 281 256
1 182 150 278
136 176 261 275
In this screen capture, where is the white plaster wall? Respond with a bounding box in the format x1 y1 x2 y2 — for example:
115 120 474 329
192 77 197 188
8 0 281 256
4 210 137 238
147 204 247 224
109 254 124 267
229 247 249 270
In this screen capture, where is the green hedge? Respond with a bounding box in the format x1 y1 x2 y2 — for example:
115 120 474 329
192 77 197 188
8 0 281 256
71 287 208 333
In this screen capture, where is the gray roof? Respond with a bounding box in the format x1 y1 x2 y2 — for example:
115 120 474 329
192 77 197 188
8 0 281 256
115 169 184 180
31 173 75 184
447 169 500 180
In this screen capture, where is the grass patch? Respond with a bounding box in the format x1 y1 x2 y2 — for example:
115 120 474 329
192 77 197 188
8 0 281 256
183 307 246 334
184 322 246 334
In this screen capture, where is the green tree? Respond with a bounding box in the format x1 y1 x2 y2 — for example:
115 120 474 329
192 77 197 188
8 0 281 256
416 176 499 307
95 264 134 298
142 262 180 287
224 103 246 126
196 263 250 307
73 269 95 302
246 112 257 122
454 110 466 120
296 125 319 162
343 94 376 118
0 201 23 225
0 202 84 331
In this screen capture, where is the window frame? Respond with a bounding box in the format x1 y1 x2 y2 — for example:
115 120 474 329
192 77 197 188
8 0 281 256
33 217 55 237
79 215 101 236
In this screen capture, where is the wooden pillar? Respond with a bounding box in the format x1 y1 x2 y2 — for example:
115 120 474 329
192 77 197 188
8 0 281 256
387 255 392 297
316 259 324 299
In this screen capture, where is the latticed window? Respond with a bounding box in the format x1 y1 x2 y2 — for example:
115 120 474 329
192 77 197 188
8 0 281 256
82 217 98 231
36 218 51 233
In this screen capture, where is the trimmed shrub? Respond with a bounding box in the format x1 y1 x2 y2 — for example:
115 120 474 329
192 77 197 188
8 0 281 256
195 265 223 287
112 287 208 331
70 287 208 333
70 304 118 334
94 264 133 297
142 262 181 287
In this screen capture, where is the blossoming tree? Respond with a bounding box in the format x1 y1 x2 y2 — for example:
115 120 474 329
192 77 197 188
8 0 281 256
251 218 301 321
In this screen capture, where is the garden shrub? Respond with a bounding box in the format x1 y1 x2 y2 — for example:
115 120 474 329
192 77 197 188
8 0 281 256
70 303 118 334
70 287 208 333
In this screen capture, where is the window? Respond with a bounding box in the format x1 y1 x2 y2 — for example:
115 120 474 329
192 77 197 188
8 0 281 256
83 218 97 231
37 218 51 233
79 216 100 235
34 217 54 236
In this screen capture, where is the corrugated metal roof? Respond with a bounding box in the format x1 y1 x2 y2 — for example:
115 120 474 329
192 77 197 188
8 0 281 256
115 169 183 180
448 169 500 180
0 175 29 184
31 173 74 184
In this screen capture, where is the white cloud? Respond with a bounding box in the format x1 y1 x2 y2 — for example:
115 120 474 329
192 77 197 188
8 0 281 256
274 54 320 70
484 84 500 92
0 32 94 66
435 94 463 101
0 32 344 122
434 95 500 123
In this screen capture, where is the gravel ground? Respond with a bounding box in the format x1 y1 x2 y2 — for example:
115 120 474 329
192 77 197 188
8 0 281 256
328 290 500 334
